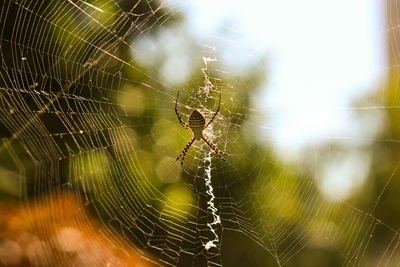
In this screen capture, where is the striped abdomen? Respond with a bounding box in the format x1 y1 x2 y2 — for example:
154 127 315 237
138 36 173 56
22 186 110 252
189 109 205 140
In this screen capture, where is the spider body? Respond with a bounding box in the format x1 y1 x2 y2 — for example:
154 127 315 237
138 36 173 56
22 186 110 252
189 110 205 140
175 91 229 167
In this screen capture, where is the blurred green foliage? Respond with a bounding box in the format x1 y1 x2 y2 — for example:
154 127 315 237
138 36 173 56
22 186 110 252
0 1 399 266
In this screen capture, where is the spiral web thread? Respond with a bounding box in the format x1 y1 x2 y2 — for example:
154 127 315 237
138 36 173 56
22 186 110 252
1 0 400 266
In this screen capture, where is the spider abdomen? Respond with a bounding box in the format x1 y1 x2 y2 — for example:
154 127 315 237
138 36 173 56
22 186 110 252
189 109 205 140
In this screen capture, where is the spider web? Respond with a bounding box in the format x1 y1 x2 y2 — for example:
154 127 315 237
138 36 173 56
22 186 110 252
0 0 399 266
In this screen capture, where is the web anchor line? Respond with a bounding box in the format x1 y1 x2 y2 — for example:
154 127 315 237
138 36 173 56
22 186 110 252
203 150 221 251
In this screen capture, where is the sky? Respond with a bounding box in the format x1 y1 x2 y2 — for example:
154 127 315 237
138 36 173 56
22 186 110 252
178 0 386 154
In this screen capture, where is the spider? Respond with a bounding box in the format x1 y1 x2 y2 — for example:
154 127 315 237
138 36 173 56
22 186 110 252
175 91 229 167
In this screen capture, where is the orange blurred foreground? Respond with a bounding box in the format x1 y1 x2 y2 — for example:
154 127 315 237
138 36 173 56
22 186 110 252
0 194 156 267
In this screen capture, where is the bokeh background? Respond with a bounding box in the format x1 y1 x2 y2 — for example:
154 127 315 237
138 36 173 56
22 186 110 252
0 0 399 266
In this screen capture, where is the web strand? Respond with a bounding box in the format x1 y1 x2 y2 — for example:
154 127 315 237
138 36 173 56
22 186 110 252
1 0 400 266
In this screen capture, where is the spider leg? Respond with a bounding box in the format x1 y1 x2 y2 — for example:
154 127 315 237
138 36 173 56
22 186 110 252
204 92 221 130
176 137 195 166
202 134 228 161
175 91 190 130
